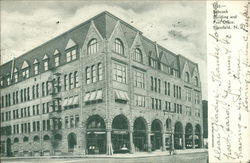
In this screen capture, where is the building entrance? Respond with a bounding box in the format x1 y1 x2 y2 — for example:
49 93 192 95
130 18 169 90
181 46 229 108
86 115 106 154
133 117 147 151
111 115 129 153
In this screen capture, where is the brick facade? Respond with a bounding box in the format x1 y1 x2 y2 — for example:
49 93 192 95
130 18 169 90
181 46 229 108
0 11 203 156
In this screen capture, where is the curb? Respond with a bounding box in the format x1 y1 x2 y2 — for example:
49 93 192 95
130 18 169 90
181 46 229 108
1 150 208 160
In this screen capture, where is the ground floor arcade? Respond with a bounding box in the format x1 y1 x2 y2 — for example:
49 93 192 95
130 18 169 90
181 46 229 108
1 114 204 156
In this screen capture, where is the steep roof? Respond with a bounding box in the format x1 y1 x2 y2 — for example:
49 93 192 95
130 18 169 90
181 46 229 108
0 11 197 80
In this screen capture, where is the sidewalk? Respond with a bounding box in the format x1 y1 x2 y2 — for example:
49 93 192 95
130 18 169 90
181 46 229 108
1 148 208 160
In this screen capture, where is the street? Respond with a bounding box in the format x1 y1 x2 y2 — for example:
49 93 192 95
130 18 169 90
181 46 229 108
2 152 208 163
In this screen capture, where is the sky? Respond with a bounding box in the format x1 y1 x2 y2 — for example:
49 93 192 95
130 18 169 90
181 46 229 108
0 1 207 100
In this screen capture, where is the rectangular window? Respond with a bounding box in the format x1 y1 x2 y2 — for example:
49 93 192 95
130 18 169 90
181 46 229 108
43 120 46 131
42 103 46 114
7 77 11 85
155 99 158 110
36 105 39 115
14 73 18 83
42 82 45 96
32 105 36 115
34 64 38 75
158 79 161 93
64 75 68 90
70 116 74 128
69 73 74 89
46 102 50 113
75 115 79 127
13 92 15 105
151 76 154 91
36 84 39 98
27 87 30 100
154 78 157 92
186 88 192 102
98 63 103 81
65 117 69 129
44 61 48 71
23 69 30 78
47 120 50 130
151 98 154 109
33 122 36 132
16 91 18 104
159 100 161 110
86 67 91 84
92 65 97 83
66 49 77 62
134 70 145 89
37 121 40 131
72 49 76 60
66 52 71 62
74 71 79 88
113 62 126 83
55 56 59 67
135 95 145 107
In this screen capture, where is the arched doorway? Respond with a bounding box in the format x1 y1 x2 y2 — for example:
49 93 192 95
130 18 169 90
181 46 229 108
133 117 147 151
165 118 172 150
112 114 129 153
86 115 106 154
6 138 11 156
185 123 193 149
195 124 202 148
174 122 183 149
151 119 162 151
67 133 77 153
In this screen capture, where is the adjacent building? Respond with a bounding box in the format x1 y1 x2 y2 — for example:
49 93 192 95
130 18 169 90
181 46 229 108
0 11 204 156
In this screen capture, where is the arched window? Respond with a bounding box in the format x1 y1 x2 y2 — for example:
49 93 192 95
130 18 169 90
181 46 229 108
135 48 143 63
23 136 29 142
33 136 40 142
87 39 98 55
185 72 190 83
43 135 50 141
114 38 124 55
86 67 90 84
91 65 97 83
194 76 199 86
14 137 19 143
98 63 103 81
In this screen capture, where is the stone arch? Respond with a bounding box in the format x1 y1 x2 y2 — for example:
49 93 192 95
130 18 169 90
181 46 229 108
86 114 106 130
14 137 19 143
174 121 184 149
185 123 193 148
133 117 148 151
67 132 77 153
111 114 130 153
86 114 106 154
33 136 40 142
195 124 202 148
151 119 163 151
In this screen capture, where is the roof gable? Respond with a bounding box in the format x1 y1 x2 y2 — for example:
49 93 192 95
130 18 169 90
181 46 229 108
21 60 29 69
65 39 77 50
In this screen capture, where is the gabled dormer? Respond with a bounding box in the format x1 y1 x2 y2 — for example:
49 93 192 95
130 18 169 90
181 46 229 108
109 21 129 57
65 39 77 63
53 49 60 67
21 60 30 79
42 54 49 71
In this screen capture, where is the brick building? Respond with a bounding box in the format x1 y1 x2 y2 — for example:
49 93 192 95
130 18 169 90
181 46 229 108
0 11 203 156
